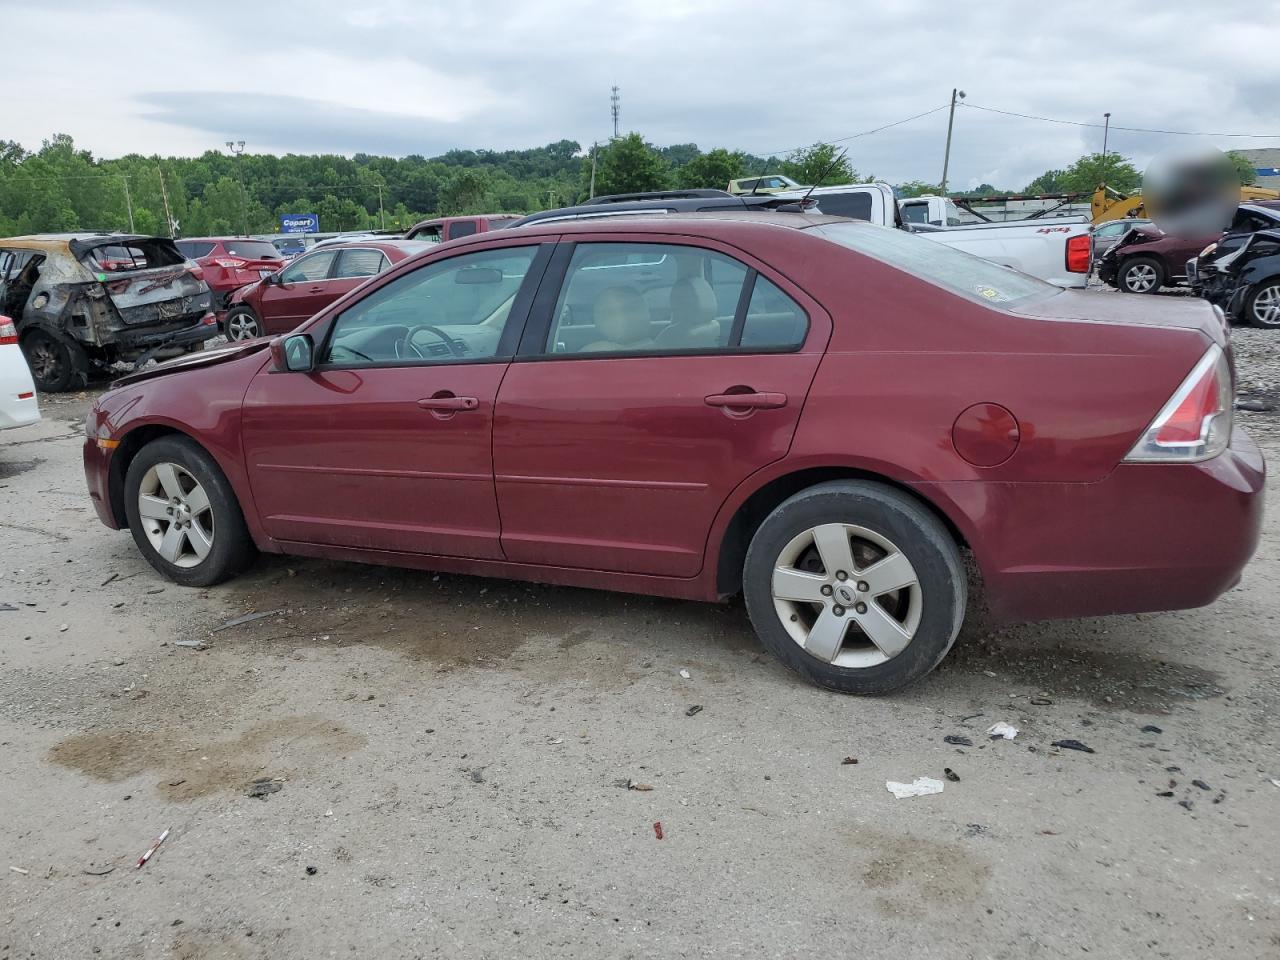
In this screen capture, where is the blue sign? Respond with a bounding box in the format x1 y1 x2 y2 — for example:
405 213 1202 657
1256 168 1280 178
279 213 319 234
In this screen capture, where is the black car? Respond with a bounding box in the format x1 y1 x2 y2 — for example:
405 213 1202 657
1193 227 1280 329
508 189 812 228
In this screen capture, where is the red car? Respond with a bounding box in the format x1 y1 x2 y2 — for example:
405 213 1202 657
221 240 430 340
83 214 1263 694
174 237 285 313
404 215 520 243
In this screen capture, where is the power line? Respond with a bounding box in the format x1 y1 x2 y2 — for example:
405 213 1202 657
755 103 951 158
960 101 1280 139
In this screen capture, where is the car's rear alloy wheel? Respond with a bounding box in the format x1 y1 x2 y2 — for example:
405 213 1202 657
21 329 88 392
124 436 256 587
1246 281 1280 329
225 307 262 341
1118 257 1164 294
743 481 966 694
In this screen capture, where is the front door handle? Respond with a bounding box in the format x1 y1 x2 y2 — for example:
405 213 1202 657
417 396 479 411
308 285 325 293
704 391 787 409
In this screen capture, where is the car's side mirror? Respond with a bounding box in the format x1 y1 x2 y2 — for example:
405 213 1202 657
263 272 280 286
272 333 315 372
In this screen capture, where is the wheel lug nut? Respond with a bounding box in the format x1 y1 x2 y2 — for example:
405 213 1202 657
856 581 869 592
821 584 833 596
854 602 868 615
835 571 848 581
832 605 845 616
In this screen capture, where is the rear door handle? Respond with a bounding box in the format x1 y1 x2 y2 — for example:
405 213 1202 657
417 396 479 411
704 391 787 409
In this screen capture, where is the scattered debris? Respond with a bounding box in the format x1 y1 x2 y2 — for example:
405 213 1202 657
0 602 17 612
470 768 486 783
964 824 988 837
100 573 118 587
1177 799 1193 811
246 778 282 800
214 609 285 632
1166 766 1182 773
58 623 68 632
1051 739 1095 754
83 866 115 876
173 639 207 650
982 670 997 678
9 866 29 875
1156 790 1174 798
1191 779 1211 791
1271 779 1280 789
1029 697 1053 706
653 822 664 840
136 828 170 868
841 757 859 765
943 735 973 747
168 779 186 787
679 669 691 680
1141 724 1163 734
987 722 1019 740
1236 399 1275 412
145 587 165 595
627 781 654 792
685 705 703 717
545 737 564 745
305 866 318 876
944 768 960 782
886 777 945 799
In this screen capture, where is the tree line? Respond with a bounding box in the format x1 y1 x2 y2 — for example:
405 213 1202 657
0 132 1258 239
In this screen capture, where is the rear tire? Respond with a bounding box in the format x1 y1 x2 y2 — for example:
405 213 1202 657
1244 279 1280 329
124 436 257 587
742 481 966 694
1117 256 1164 294
225 306 262 341
21 329 88 392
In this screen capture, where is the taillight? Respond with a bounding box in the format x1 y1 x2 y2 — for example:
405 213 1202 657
1124 345 1232 463
0 315 17 345
185 260 205 281
1065 234 1091 273
214 258 247 268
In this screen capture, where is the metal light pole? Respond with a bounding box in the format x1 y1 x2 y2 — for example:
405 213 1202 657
1101 112 1112 186
120 175 135 232
589 141 598 199
225 140 248 235
940 88 966 196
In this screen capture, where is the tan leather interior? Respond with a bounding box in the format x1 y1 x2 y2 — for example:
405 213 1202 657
655 276 721 348
582 286 654 352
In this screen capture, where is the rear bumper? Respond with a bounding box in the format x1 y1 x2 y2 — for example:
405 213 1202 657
919 427 1266 622
0 348 39 430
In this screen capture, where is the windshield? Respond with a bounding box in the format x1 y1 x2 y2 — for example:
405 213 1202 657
222 240 282 260
813 222 1053 305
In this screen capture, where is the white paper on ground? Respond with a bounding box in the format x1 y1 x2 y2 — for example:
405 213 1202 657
987 721 1019 740
885 777 945 799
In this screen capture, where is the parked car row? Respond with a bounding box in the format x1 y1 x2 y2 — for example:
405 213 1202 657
82 212 1262 695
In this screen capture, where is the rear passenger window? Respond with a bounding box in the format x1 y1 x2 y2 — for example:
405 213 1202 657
448 221 479 239
335 248 387 278
740 276 808 348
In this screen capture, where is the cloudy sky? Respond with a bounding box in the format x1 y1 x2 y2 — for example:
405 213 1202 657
5 0 1279 189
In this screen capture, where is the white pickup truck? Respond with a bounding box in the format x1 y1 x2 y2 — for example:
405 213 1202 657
776 183 1092 288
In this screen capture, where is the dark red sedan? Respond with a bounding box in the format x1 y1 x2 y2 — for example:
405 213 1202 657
222 240 430 340
83 214 1264 694
174 237 285 313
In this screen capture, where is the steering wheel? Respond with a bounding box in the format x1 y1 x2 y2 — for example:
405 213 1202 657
403 324 467 359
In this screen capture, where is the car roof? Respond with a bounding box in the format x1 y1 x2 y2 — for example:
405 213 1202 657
309 239 434 255
177 236 279 243
0 233 174 253
469 210 851 243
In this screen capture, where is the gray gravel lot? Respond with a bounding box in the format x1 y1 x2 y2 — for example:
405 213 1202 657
2 308 1279 958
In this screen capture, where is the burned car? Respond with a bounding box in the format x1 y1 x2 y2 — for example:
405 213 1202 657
0 234 215 391
1191 228 1280 329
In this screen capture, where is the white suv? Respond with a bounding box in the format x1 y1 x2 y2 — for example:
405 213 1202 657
0 316 39 431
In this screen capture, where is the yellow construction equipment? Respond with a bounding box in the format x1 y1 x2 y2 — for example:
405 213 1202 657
1090 184 1280 225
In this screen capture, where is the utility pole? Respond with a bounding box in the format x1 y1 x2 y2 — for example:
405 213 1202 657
589 141 598 199
121 175 135 232
157 165 175 238
610 86 620 139
376 183 386 230
1101 112 1112 186
940 88 965 196
225 140 248 235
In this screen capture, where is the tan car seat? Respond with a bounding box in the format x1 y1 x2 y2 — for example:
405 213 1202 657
655 276 721 349
581 286 655 352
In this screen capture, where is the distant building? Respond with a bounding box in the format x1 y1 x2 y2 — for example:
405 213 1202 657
1239 148 1280 190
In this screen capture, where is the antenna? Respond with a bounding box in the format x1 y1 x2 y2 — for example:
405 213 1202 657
799 147 849 207
610 85 620 139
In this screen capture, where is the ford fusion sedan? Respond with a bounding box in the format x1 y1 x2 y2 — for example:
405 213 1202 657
83 214 1263 694
222 240 431 340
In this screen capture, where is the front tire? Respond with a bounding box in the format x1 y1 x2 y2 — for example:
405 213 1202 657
1117 256 1164 294
743 481 966 694
224 306 262 341
124 436 256 587
1244 279 1280 329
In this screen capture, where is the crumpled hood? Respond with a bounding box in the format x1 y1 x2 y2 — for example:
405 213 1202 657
112 339 271 387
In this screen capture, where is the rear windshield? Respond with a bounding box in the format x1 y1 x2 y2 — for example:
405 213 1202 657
221 240 282 261
813 222 1053 305
80 239 186 273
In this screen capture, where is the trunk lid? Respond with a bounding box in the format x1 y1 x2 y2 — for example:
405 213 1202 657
1011 288 1228 346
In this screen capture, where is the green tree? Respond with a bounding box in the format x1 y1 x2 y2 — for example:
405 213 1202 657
780 143 857 186
1227 150 1258 186
677 148 747 190
896 180 942 198
592 133 671 196
1025 153 1140 195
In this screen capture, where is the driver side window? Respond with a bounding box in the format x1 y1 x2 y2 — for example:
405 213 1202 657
322 246 539 367
280 250 336 283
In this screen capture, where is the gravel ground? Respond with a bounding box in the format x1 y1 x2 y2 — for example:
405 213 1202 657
2 301 1279 959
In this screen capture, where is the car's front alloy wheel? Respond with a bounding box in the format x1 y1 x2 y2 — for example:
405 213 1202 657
1118 257 1164 294
225 307 262 341
743 481 966 694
